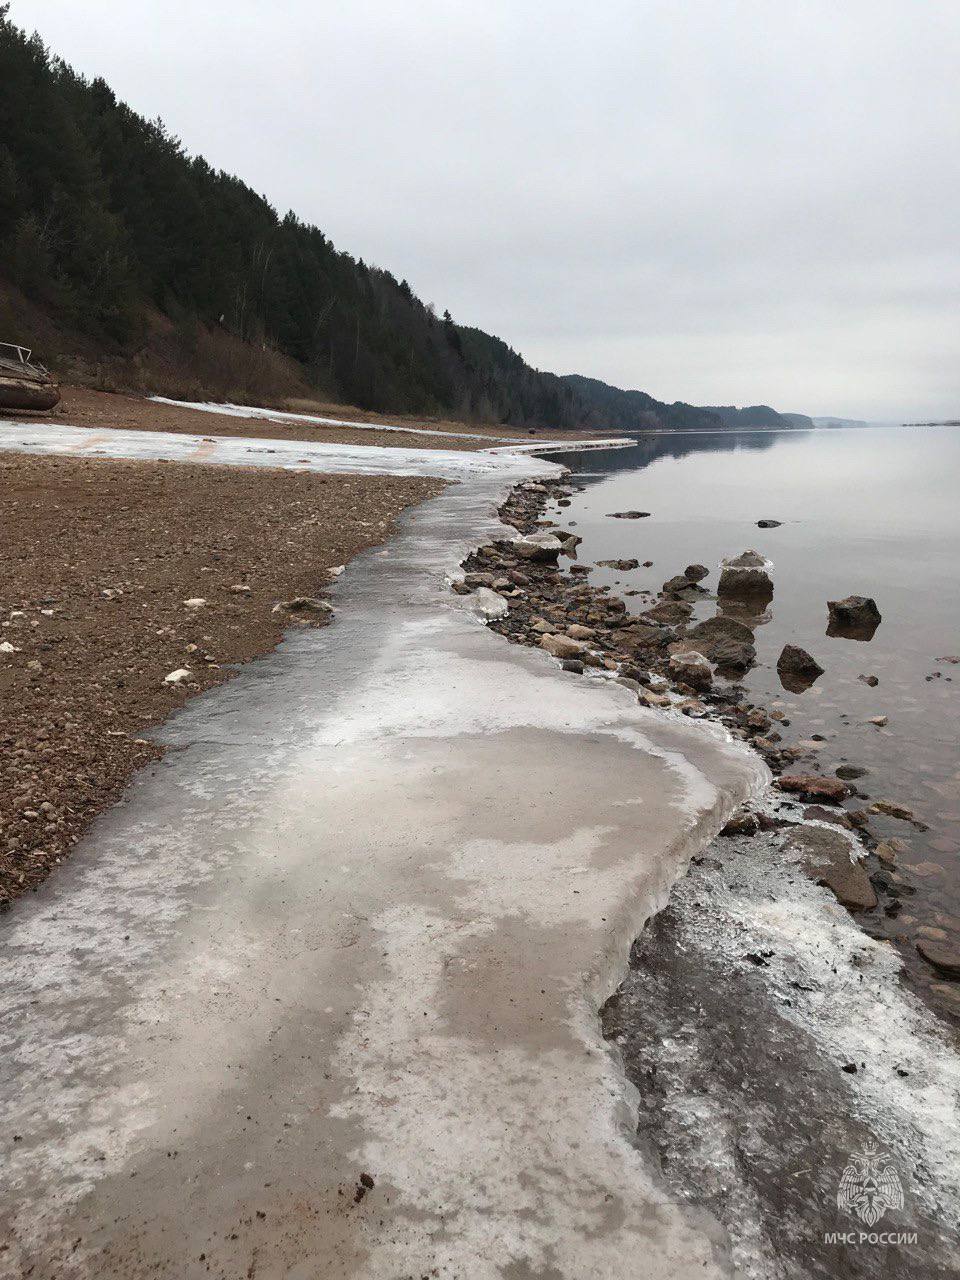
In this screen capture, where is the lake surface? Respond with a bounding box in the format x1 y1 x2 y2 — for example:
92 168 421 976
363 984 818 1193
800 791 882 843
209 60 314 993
546 426 960 1020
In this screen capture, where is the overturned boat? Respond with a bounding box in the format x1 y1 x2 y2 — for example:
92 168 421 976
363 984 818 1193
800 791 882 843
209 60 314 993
0 342 60 412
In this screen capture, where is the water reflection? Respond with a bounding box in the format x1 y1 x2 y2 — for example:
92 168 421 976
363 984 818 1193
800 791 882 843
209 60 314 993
549 427 802 477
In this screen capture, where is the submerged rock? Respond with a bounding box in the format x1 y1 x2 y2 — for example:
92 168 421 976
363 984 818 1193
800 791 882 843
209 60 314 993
916 939 960 976
596 558 640 571
606 510 651 519
826 595 881 640
757 519 782 528
776 644 824 693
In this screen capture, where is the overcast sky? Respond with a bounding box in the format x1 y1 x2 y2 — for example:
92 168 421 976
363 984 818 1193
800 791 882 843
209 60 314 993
13 0 960 419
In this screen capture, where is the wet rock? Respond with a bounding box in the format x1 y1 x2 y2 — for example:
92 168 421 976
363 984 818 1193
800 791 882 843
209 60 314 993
826 595 882 640
858 673 879 687
540 633 587 660
450 580 472 595
776 644 824 693
867 715 888 727
784 824 877 911
669 651 713 690
757 519 782 528
662 574 703 596
684 615 757 673
916 939 960 977
607 510 651 519
684 564 709 583
875 840 903 865
597 558 640 572
776 773 847 803
560 658 584 674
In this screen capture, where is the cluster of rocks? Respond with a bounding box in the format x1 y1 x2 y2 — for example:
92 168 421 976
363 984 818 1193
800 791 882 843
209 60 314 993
450 476 956 981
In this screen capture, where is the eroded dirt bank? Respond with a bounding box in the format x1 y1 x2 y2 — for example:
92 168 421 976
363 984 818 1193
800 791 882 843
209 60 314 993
0 452 442 905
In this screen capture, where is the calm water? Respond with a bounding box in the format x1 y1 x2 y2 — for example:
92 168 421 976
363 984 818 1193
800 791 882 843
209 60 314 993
547 426 960 1017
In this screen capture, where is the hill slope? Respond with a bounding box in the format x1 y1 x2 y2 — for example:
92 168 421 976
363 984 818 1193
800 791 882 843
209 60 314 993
0 9 802 434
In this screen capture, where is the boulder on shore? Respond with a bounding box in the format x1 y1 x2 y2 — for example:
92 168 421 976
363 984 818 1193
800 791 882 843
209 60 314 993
669 650 713 690
776 643 824 693
540 633 587 660
776 773 848 803
784 824 877 911
826 595 882 640
684 614 757 672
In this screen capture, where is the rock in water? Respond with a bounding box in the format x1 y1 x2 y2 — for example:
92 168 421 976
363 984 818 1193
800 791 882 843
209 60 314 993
826 595 882 640
684 564 710 582
784 824 877 911
757 519 782 528
718 550 774 603
606 510 651 519
776 644 824 693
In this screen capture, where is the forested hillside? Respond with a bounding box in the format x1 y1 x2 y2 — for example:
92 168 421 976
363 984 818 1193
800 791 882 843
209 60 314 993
0 8 802 432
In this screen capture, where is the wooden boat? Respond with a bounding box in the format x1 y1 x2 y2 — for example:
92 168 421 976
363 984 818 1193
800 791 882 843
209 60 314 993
0 343 60 412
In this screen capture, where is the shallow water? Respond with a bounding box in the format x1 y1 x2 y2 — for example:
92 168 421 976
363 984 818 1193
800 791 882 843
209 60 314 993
547 426 960 1020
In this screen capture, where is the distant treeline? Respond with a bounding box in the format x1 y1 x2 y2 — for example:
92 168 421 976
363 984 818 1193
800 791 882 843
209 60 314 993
0 7 808 431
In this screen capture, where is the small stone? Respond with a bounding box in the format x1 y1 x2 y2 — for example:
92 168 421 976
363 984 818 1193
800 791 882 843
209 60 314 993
566 624 595 640
858 674 879 687
867 715 888 727
560 659 584 674
606 510 650 519
757 519 782 528
228 584 252 595
163 668 193 685
472 587 509 619
182 598 207 609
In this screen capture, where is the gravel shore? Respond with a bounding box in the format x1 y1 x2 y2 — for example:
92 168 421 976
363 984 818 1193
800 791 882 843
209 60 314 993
0 452 442 905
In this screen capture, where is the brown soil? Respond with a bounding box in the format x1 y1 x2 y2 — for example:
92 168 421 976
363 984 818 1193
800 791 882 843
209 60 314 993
34 386 596 451
0 453 443 907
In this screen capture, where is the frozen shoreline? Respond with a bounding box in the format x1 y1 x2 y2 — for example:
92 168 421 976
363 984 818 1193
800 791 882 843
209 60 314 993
0 422 769 1277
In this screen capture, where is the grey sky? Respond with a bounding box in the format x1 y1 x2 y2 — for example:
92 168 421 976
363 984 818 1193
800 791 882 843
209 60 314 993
13 0 960 418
